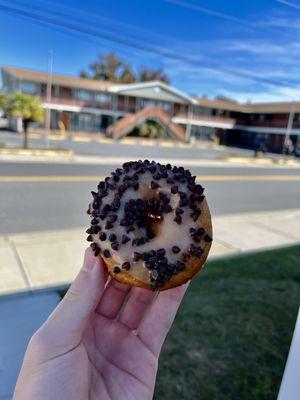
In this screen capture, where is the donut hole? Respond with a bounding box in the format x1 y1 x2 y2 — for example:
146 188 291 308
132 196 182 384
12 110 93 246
124 189 166 241
142 197 164 238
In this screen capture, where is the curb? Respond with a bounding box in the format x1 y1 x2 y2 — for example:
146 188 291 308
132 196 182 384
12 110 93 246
0 148 74 157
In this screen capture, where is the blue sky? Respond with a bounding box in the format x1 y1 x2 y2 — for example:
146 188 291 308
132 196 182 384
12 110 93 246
1 0 300 102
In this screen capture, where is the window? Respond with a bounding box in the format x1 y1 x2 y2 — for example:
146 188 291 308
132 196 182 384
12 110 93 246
20 81 37 94
95 92 112 103
74 89 93 101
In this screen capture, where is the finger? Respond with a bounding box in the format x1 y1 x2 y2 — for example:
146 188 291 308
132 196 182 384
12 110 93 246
138 282 189 356
119 287 157 330
96 278 131 319
41 248 108 346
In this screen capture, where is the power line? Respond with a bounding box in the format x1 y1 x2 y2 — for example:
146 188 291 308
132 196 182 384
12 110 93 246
165 0 296 38
0 2 297 90
275 0 300 10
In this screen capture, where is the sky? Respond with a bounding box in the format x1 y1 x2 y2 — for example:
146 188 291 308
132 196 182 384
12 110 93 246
1 0 300 102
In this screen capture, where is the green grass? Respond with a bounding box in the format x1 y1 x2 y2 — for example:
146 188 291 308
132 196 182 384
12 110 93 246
154 245 300 400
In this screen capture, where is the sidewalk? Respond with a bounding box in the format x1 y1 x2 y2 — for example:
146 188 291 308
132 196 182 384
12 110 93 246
1 208 299 296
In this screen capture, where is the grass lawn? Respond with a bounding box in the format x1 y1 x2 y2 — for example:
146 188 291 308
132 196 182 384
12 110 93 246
154 245 300 400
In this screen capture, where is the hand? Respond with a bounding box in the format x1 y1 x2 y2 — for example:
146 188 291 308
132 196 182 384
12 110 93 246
13 248 188 400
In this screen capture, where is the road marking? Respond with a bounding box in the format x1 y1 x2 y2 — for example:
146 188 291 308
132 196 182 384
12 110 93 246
0 175 299 183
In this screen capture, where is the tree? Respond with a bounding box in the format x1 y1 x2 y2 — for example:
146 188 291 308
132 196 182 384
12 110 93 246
0 92 6 109
138 67 170 84
118 64 136 84
4 92 44 148
80 52 124 82
80 52 170 84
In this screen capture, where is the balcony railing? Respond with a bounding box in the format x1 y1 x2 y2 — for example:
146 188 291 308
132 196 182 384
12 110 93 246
42 96 114 111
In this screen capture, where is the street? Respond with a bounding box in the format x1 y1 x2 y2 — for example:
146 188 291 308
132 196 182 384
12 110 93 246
0 160 299 234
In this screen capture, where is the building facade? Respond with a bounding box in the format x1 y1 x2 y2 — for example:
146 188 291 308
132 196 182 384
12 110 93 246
2 66 300 152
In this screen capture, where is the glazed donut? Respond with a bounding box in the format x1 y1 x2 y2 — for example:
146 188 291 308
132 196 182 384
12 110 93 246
86 160 212 290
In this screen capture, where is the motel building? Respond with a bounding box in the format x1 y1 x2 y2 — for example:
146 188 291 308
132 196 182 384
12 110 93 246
2 66 300 152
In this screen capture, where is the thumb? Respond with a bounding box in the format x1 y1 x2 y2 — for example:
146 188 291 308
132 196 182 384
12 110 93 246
40 248 108 348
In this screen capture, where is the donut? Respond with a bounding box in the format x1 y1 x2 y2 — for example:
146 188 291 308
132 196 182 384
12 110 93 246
86 160 213 290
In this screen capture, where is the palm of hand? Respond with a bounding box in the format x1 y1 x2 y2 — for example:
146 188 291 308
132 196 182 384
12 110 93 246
82 313 157 400
14 252 187 400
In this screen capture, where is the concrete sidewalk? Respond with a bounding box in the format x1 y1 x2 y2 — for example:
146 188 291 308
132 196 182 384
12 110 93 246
1 208 299 296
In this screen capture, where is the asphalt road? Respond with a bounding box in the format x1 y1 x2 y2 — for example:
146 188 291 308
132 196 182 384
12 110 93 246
0 161 299 234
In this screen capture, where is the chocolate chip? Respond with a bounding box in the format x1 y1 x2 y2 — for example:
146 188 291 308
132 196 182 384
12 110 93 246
122 234 130 244
190 245 204 257
122 261 131 270
113 266 121 274
179 198 189 207
111 242 119 250
132 182 139 191
92 225 101 234
109 234 117 242
105 221 114 230
93 201 100 209
94 248 100 257
86 234 93 242
171 185 178 194
176 261 186 271
195 195 205 203
159 192 167 200
164 204 172 213
157 248 166 256
108 183 116 190
194 184 204 194
145 260 155 269
91 218 98 225
151 181 160 189
103 249 111 258
108 214 118 223
91 191 98 199
133 252 142 261
191 213 200 221
172 246 181 254
182 253 191 262
204 234 213 242
99 232 107 241
174 215 182 224
86 227 92 234
175 207 184 215
153 172 161 180
194 228 205 236
148 250 156 258
102 204 112 213
127 226 135 233
120 218 129 226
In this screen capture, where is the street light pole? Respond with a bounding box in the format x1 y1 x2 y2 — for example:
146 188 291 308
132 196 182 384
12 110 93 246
284 105 295 147
45 50 53 148
186 103 193 142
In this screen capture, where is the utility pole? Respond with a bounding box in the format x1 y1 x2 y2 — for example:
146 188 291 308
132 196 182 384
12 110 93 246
185 103 193 142
284 106 295 147
45 50 53 147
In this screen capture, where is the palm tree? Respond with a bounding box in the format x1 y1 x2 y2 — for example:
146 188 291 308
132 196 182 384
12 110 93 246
4 92 44 148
